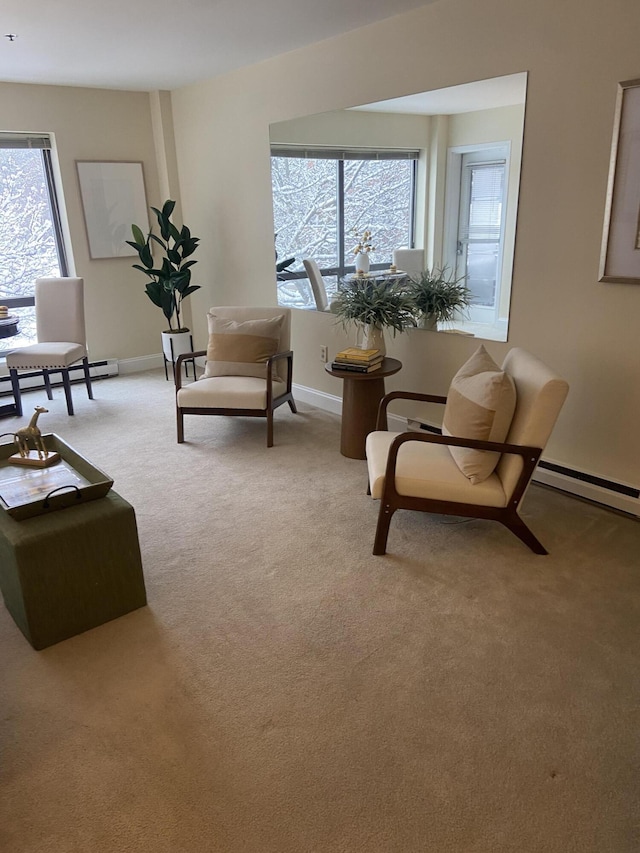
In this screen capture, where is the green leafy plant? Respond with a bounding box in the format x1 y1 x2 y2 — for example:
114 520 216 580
406 267 471 325
332 277 415 334
127 200 200 332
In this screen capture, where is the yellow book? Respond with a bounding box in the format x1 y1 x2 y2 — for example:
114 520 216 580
334 347 381 362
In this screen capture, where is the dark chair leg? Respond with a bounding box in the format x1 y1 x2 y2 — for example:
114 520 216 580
373 501 395 555
42 370 53 401
61 368 74 415
267 410 274 447
177 408 184 443
503 512 548 555
82 357 94 400
288 398 297 413
9 369 22 418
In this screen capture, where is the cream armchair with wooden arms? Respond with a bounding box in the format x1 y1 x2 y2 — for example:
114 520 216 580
6 277 93 417
365 346 569 555
175 306 296 447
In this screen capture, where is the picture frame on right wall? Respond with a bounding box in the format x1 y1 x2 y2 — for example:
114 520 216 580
600 78 640 284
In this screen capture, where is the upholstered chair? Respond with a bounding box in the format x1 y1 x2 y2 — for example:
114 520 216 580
366 346 569 555
392 248 426 276
302 259 330 312
6 277 93 417
175 306 296 447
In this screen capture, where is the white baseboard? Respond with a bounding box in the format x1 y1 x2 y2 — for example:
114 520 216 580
117 354 164 374
292 383 414 437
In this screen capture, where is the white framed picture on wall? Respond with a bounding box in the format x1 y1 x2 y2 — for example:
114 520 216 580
76 160 149 259
600 78 640 284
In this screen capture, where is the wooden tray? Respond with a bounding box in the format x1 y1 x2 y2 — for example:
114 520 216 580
0 433 113 520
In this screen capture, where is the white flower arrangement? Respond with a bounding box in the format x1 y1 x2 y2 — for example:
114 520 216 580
351 229 375 255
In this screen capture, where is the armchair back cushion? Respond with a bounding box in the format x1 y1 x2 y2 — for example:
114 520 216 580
203 306 291 382
204 313 284 379
442 345 516 484
496 348 569 499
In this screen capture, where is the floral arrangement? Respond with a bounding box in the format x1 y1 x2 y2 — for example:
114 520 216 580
351 228 375 255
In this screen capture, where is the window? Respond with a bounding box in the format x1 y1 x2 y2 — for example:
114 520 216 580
445 144 510 333
271 147 417 309
0 133 68 353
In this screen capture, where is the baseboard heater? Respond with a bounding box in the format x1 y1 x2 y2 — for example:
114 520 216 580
407 419 640 517
0 359 119 397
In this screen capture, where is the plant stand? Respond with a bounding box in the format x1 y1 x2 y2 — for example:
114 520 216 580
162 331 195 382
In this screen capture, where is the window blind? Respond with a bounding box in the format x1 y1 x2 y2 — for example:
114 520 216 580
271 145 419 161
460 162 505 242
0 133 52 150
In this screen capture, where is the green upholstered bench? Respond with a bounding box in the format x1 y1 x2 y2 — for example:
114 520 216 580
0 490 147 649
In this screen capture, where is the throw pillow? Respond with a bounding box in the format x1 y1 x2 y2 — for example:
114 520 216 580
204 314 284 379
442 344 516 484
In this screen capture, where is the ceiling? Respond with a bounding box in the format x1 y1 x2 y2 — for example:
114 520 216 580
351 73 528 115
1 0 435 92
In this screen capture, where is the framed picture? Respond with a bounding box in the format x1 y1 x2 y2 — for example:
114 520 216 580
599 78 640 283
76 161 149 259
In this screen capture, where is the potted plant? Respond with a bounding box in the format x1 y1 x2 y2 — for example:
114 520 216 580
406 267 472 330
127 200 200 365
332 277 415 354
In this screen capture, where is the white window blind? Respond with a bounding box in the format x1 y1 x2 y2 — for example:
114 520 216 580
460 161 505 243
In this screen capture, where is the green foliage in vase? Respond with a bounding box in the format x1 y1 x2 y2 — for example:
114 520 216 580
127 200 200 332
333 277 415 333
406 267 472 323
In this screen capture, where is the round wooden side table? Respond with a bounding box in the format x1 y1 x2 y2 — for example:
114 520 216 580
325 357 402 459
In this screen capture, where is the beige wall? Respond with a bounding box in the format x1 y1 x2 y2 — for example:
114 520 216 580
0 82 167 360
171 0 640 487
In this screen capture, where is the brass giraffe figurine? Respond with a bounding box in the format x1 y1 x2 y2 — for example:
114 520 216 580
14 406 49 459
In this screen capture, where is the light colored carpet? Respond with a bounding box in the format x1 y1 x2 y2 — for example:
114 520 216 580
0 370 638 853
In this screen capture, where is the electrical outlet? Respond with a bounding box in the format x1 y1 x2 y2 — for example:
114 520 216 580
320 345 328 363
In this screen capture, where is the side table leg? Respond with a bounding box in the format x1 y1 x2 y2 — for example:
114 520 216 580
341 377 386 459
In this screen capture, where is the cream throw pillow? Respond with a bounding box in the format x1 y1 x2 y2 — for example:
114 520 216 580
204 314 284 379
442 345 516 484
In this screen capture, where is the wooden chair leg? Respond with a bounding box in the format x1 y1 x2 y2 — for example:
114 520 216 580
176 408 184 443
288 398 297 413
503 512 548 555
267 410 274 447
373 501 395 555
61 369 74 415
82 357 94 400
9 369 22 418
42 370 53 401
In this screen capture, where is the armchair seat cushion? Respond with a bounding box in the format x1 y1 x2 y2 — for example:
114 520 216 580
177 376 287 410
6 342 86 370
366 431 508 507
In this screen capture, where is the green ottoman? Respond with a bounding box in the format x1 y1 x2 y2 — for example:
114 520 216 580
0 491 147 650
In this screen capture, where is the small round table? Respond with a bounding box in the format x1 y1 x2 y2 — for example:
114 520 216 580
0 314 20 340
325 357 402 459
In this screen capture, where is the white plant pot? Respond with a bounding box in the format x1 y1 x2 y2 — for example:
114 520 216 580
355 323 386 356
418 314 438 331
161 329 193 363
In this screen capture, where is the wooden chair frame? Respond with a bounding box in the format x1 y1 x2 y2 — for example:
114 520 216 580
175 349 297 447
9 359 93 418
370 390 546 555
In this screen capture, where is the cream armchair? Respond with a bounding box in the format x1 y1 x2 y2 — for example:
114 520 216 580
175 306 296 447
366 347 569 555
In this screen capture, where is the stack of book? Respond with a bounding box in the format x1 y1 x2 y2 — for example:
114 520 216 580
331 348 384 373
